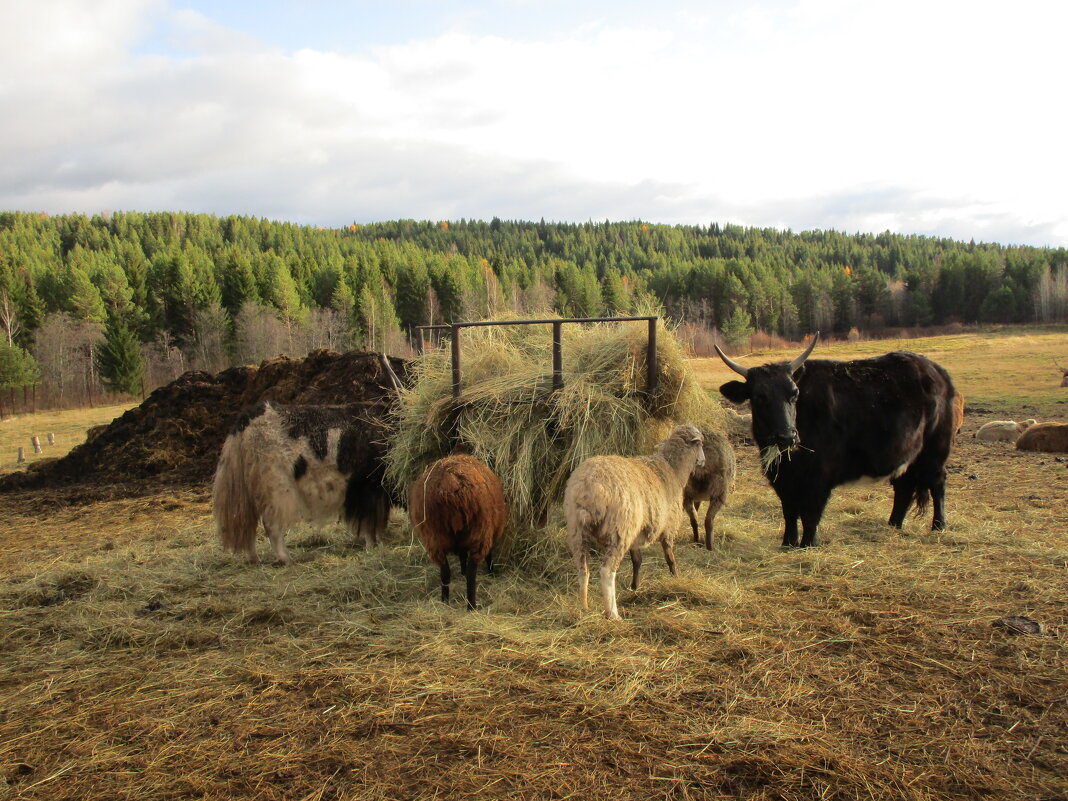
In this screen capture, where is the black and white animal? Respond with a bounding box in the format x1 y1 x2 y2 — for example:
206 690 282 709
565 425 705 620
683 428 736 550
715 334 957 547
213 401 394 564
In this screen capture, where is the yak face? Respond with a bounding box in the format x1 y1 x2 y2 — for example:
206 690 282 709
715 334 819 469
720 365 803 450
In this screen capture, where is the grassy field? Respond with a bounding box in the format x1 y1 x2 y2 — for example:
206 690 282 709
0 403 136 473
1 330 1066 800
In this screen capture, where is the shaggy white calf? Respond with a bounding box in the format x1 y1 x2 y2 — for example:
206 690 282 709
213 401 392 564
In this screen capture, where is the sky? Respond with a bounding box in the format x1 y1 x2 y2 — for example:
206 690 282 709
2 0 1067 247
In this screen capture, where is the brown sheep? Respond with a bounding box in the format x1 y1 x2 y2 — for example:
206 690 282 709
565 425 705 620
409 453 507 610
1015 422 1068 453
684 428 736 550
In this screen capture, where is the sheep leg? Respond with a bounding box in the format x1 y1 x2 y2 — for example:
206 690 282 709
600 562 621 620
465 557 479 611
440 560 451 602
685 498 701 543
629 547 643 591
575 551 590 612
703 499 721 550
661 540 678 577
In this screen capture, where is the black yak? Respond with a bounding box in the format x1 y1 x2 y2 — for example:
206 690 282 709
716 334 957 547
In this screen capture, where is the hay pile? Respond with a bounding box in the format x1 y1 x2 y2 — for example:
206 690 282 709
0 350 406 499
385 318 722 548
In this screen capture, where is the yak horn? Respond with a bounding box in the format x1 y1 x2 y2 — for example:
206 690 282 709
789 332 820 373
714 344 749 377
378 352 403 394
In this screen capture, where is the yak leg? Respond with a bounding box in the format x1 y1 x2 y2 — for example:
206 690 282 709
465 557 480 611
576 551 590 612
361 522 378 549
661 539 679 577
780 499 800 548
685 498 701 543
799 495 829 548
629 547 643 590
930 469 948 531
263 522 293 565
888 475 917 528
485 547 495 576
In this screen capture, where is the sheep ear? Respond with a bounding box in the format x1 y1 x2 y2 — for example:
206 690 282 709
719 380 750 404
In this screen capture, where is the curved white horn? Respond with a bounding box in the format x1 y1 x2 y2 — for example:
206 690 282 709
714 344 748 378
378 352 402 394
789 332 819 373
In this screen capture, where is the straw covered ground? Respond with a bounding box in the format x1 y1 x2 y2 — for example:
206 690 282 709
2 329 1067 800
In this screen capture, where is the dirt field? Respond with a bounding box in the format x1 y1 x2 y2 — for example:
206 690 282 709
1 330 1066 800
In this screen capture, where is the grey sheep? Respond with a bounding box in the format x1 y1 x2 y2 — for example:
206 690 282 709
684 428 736 550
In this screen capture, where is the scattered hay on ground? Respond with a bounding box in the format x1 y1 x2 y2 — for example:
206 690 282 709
0 434 1066 801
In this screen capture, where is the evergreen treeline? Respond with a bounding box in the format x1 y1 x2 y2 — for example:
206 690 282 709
2 211 1067 409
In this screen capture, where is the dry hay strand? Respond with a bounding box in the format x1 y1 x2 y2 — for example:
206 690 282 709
385 316 723 559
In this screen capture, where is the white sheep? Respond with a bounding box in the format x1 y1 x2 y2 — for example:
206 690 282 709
684 428 736 550
564 424 706 620
974 419 1038 443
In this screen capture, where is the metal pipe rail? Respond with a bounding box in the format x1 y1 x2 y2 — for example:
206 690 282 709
416 316 659 402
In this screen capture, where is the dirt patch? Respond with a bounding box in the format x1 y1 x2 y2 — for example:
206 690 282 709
0 350 406 501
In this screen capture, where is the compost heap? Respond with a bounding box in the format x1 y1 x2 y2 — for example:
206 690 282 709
0 350 407 499
385 317 723 547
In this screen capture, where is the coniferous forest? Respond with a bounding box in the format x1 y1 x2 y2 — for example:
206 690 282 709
1 210 1067 410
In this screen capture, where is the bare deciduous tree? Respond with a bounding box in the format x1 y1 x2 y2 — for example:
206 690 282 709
0 289 21 347
32 312 103 408
187 303 230 374
234 301 289 366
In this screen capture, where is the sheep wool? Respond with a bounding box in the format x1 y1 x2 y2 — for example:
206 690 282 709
565 424 705 620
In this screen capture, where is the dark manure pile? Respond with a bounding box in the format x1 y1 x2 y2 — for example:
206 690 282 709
0 349 407 501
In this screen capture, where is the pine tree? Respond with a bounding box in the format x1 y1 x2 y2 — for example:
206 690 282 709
96 312 145 396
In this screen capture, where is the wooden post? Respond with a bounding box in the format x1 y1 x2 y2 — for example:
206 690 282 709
17 447 25 464
32 436 42 454
552 321 563 391
451 324 462 401
646 317 659 398
47 432 56 446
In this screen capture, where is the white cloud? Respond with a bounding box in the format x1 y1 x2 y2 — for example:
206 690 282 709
1 0 1066 246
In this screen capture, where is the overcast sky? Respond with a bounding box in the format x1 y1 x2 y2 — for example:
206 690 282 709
2 0 1066 247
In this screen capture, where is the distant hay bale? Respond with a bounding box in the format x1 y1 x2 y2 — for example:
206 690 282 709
385 317 722 556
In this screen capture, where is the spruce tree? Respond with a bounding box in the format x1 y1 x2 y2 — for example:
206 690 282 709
96 312 145 396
